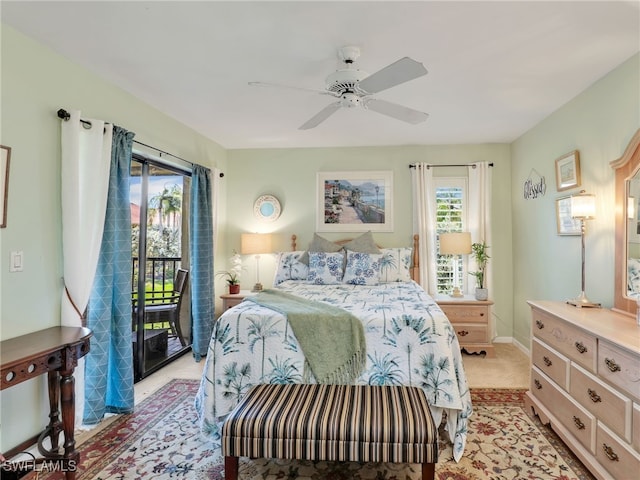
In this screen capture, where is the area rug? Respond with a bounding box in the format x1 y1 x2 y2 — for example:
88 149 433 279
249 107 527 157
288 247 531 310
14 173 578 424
37 379 595 480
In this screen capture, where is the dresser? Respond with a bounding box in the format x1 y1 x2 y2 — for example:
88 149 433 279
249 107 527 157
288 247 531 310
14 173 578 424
435 295 494 357
525 301 640 480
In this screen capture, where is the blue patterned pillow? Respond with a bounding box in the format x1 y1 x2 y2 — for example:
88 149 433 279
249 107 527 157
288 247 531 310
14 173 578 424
273 251 309 285
343 251 382 286
379 247 413 283
307 251 344 285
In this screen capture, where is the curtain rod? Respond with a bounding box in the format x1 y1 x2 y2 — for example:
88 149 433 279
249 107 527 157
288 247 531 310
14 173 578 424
56 108 225 177
409 162 494 169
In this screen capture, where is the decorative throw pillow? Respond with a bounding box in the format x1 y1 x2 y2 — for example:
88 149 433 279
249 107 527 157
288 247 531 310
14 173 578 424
342 230 381 254
299 233 343 265
379 247 413 283
273 251 309 285
342 251 382 286
307 251 345 285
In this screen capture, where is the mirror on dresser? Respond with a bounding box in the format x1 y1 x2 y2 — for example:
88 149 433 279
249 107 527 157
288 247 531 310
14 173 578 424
611 128 640 316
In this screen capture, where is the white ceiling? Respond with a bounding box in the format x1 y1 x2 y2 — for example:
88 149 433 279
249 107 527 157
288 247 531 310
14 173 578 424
2 1 639 149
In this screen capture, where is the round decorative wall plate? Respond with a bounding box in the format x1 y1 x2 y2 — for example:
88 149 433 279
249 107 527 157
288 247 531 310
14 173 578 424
254 195 281 222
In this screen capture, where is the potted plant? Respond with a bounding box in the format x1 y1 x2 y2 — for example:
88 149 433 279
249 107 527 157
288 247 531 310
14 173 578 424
469 242 490 301
217 251 243 294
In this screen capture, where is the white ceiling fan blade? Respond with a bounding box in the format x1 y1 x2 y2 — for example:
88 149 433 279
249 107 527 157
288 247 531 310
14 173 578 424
357 57 428 95
364 98 428 124
248 81 339 97
299 102 342 130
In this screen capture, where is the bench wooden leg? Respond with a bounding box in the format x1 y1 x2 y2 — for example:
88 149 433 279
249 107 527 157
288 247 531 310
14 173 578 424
224 456 238 480
422 462 435 480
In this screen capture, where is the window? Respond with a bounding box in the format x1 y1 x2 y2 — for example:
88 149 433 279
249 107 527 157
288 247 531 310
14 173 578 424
435 177 468 294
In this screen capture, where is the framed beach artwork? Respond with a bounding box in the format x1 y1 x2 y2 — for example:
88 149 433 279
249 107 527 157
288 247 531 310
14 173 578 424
316 171 393 232
1 145 10 228
555 195 581 235
555 150 581 191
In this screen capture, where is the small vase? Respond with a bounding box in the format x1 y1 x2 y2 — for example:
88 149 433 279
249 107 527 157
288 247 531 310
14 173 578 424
475 288 488 301
229 284 240 294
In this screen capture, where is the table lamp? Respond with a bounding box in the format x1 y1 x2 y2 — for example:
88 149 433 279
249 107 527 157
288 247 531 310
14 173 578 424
567 192 600 308
241 233 272 292
439 232 472 297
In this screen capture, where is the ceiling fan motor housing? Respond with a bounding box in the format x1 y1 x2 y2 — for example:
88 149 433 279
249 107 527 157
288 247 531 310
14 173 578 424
325 68 369 95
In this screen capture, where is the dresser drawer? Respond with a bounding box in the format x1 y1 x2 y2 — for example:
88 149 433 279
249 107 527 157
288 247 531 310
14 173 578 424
531 366 596 452
595 422 640 480
452 324 488 344
439 304 489 324
570 363 632 442
598 340 640 403
634 403 640 452
531 309 597 373
532 338 570 389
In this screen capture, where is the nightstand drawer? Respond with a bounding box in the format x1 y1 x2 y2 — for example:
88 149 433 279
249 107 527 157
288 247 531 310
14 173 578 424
452 324 488 343
439 304 489 323
221 291 254 311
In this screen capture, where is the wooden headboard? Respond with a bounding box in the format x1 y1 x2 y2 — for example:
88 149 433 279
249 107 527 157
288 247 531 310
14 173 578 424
290 234 420 283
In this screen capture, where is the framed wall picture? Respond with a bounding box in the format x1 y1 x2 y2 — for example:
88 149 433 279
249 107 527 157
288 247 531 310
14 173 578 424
0 145 10 228
316 171 393 232
556 195 581 235
555 150 581 191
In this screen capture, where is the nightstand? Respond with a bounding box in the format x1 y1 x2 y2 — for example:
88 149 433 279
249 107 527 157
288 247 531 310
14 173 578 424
220 290 254 311
435 295 495 357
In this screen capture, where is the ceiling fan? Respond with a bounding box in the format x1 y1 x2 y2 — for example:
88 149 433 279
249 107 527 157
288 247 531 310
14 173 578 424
249 46 429 130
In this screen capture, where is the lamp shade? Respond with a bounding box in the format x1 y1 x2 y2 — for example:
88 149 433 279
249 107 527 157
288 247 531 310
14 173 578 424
570 193 596 219
439 232 472 255
241 233 272 255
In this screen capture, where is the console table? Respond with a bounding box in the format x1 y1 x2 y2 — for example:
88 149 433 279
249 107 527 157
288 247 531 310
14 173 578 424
1 326 92 479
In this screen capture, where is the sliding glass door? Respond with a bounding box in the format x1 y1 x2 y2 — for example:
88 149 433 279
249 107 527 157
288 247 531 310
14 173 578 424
130 154 191 381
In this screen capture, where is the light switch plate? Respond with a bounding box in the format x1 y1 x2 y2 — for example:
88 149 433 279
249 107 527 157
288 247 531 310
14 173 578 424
10 251 23 272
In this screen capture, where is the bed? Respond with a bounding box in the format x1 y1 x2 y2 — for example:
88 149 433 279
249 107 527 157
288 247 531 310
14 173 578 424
194 233 472 462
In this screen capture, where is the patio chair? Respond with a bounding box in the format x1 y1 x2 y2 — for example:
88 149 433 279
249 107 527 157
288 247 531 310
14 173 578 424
133 268 189 347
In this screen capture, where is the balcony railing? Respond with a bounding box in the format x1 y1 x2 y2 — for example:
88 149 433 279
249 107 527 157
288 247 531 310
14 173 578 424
132 257 182 296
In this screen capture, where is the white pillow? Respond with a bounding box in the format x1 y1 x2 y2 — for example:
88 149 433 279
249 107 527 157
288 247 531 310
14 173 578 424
342 251 382 286
379 247 413 283
273 251 309 286
307 251 345 285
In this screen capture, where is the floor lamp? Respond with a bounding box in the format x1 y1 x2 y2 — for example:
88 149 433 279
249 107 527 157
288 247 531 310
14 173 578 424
567 192 600 308
241 233 272 292
439 232 472 298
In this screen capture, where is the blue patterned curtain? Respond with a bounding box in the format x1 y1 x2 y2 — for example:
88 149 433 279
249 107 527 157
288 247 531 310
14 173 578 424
190 165 215 360
83 126 135 424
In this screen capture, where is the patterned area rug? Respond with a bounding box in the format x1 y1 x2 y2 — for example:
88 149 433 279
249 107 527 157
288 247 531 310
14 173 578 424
38 379 595 479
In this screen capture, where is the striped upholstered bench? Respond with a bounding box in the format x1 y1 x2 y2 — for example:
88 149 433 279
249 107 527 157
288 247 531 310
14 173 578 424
222 383 438 480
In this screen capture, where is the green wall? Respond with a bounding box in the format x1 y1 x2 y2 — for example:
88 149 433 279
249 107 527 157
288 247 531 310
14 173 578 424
511 53 640 347
0 25 227 452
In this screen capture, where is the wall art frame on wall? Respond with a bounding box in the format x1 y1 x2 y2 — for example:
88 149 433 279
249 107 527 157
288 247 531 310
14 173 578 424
555 150 581 191
0 145 11 228
556 195 581 235
317 170 393 232
253 194 281 222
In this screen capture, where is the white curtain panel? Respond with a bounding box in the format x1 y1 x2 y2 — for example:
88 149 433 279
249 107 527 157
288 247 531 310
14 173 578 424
468 162 493 296
411 163 438 294
60 110 112 426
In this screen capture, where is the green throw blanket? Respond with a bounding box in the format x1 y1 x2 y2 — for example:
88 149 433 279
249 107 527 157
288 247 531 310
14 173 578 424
244 289 366 384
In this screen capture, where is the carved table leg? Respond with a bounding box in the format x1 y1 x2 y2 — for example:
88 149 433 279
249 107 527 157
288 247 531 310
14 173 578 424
38 371 62 457
60 368 78 479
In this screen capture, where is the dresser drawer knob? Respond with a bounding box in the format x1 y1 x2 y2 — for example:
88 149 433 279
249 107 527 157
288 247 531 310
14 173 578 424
602 443 619 462
543 356 552 367
587 388 601 403
535 320 544 330
458 330 469 336
534 379 542 390
574 341 587 354
604 358 621 373
572 416 585 430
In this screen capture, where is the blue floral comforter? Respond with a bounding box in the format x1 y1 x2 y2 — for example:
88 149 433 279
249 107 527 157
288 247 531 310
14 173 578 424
194 280 472 462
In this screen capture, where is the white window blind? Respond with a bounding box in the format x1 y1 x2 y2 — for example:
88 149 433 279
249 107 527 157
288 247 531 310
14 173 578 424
435 178 467 294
